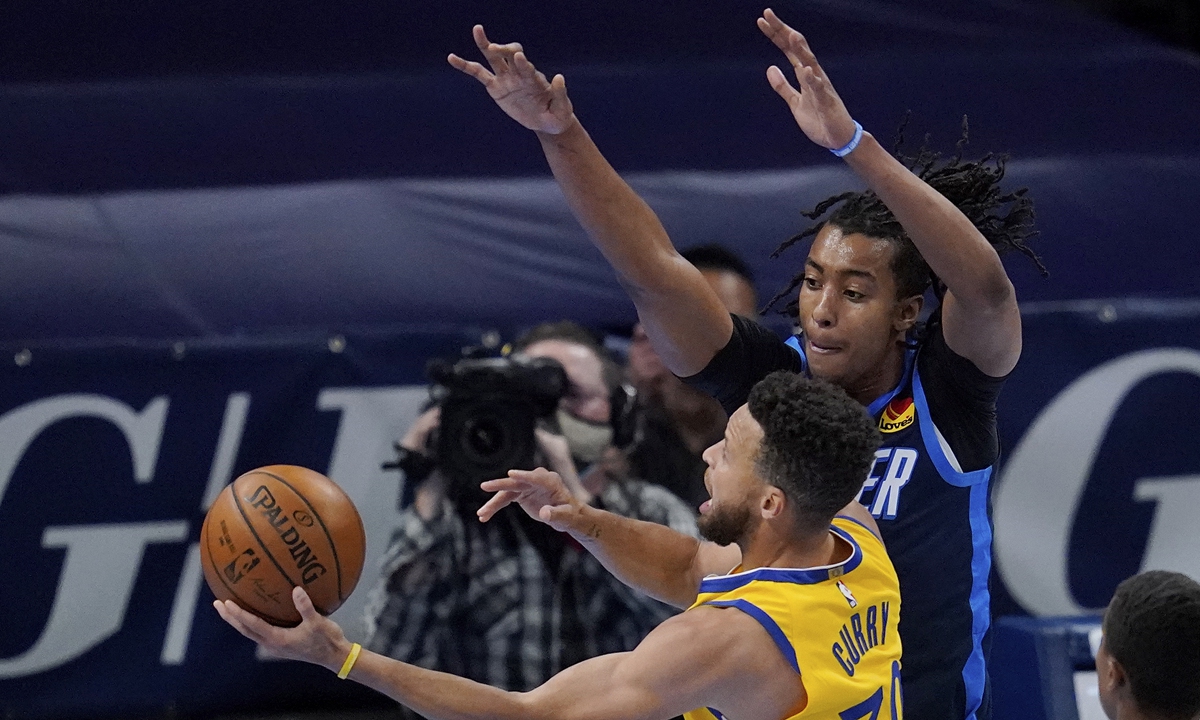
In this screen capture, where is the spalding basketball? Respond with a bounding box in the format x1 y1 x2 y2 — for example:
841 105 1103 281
200 465 367 626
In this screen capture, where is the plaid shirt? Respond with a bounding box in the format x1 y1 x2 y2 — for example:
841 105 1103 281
362 478 698 696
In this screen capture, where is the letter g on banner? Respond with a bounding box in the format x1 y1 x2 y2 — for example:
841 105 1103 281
994 349 1200 617
0 394 187 678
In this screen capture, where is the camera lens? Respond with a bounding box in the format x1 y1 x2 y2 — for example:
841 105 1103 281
461 415 509 461
431 354 567 491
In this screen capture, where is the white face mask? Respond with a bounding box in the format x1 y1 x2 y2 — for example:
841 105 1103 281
555 408 613 465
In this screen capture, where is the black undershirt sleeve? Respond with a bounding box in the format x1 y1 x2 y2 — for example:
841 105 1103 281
684 315 1007 472
681 315 1006 473
916 325 1009 472
681 314 804 416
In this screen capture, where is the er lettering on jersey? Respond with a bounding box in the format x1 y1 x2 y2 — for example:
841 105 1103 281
858 448 918 520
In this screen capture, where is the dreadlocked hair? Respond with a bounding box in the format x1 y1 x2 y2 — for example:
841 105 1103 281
764 116 1046 327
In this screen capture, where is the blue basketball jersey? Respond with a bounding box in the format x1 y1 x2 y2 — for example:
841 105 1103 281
785 335 994 720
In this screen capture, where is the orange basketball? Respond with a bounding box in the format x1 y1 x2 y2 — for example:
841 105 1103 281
199 465 366 626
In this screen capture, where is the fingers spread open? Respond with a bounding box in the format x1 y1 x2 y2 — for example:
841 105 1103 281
549 74 572 111
480 477 528 493
448 55 494 84
766 65 800 101
472 24 491 50
760 9 823 79
477 490 518 522
787 35 821 76
472 25 527 74
512 51 538 79
757 16 787 52
796 65 824 97
523 467 564 489
758 9 793 49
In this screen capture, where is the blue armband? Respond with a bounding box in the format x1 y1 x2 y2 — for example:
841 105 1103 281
830 121 864 158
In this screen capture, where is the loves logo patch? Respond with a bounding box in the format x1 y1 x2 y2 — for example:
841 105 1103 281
879 396 915 433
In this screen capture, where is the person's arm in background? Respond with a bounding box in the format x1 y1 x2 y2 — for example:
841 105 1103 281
360 498 465 669
758 9 1021 377
363 407 463 665
448 27 732 377
365 401 602 658
478 468 740 609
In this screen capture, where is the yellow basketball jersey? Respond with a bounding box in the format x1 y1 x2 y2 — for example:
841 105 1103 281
683 516 903 720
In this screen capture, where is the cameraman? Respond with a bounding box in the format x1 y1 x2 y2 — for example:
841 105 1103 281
362 321 697 703
626 244 759 510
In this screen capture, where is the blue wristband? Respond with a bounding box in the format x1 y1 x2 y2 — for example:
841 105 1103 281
830 121 864 158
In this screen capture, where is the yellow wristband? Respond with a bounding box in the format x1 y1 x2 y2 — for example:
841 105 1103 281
337 642 362 679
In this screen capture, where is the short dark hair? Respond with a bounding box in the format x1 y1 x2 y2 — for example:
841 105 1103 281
1105 570 1200 720
681 244 755 285
511 320 623 393
765 117 1046 319
746 371 881 529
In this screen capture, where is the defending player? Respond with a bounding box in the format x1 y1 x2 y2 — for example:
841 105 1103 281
216 372 903 720
447 10 1043 719
1095 570 1200 720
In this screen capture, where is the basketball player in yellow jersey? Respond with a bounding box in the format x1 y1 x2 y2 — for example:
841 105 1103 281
214 371 902 720
684 512 901 720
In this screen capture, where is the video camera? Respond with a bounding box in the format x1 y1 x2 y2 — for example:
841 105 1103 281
425 352 569 489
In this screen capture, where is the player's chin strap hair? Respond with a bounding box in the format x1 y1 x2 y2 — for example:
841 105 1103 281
764 114 1047 325
337 642 362 679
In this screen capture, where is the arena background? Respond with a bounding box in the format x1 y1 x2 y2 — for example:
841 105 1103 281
1 1 1198 718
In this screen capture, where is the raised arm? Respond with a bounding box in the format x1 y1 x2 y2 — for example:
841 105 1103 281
759 9 1021 377
216 587 799 720
477 468 741 608
448 26 733 376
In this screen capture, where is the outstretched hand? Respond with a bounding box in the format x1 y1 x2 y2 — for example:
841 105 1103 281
448 25 576 135
477 467 584 532
213 587 350 673
757 8 859 151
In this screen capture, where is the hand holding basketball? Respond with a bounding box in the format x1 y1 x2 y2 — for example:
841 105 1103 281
199 465 367 626
214 585 351 672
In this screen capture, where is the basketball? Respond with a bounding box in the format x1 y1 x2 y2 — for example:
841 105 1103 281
200 465 367 626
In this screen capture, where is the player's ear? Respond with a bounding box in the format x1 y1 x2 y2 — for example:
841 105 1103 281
894 294 923 334
760 485 786 520
1097 638 1126 693
1108 655 1127 689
